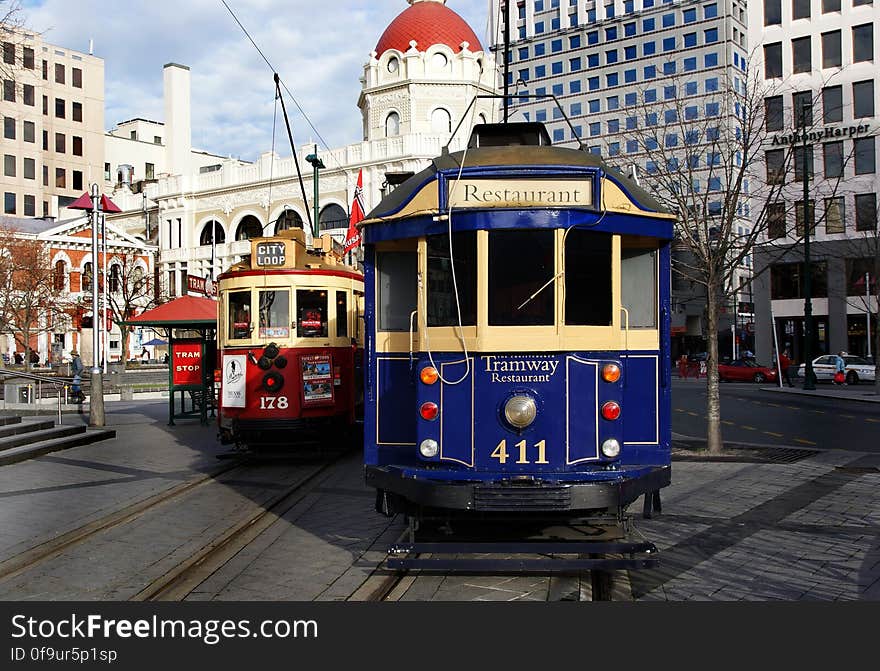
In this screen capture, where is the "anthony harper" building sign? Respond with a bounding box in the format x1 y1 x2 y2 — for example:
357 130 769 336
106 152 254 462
770 123 871 146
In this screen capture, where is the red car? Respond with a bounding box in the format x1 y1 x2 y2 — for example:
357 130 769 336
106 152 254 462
718 359 779 383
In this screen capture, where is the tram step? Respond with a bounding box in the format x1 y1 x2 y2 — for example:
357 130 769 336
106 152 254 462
0 428 117 466
0 419 56 439
0 425 87 453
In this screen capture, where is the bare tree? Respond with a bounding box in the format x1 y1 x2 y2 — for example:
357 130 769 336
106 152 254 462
0 226 72 371
1 1 26 80
602 58 856 453
105 250 161 369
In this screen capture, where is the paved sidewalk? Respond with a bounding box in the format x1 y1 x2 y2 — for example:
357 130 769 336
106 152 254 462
761 384 880 404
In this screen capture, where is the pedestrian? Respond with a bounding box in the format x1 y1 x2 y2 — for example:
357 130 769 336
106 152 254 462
779 349 794 387
833 350 847 385
13 351 23 364
141 347 150 364
28 348 39 364
678 354 688 379
162 352 169 364
71 350 84 402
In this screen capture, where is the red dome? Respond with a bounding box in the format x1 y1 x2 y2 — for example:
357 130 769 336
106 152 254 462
375 0 482 56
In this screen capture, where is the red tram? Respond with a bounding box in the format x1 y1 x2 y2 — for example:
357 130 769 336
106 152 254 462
215 229 364 448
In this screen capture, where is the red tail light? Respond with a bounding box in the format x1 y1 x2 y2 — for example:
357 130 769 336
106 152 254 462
601 401 621 421
419 402 439 421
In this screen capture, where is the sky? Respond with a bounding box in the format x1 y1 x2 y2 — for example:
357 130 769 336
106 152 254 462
19 0 493 161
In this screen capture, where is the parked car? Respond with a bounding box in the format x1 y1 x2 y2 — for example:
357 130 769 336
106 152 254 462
718 359 779 383
797 355 876 385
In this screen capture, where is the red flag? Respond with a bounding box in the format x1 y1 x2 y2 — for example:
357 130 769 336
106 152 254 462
343 170 365 254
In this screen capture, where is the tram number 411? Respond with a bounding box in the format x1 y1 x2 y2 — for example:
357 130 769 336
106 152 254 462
491 439 549 465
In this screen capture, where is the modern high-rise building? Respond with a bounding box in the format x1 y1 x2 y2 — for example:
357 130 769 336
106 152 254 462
750 0 878 365
1 30 104 218
496 0 752 358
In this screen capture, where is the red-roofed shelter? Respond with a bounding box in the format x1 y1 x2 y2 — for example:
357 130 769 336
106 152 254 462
126 296 218 426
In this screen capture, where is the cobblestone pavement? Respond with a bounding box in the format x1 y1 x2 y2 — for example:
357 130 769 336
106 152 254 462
1 400 878 602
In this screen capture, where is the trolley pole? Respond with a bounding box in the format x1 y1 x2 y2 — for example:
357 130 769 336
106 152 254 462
89 184 106 426
801 104 815 390
306 145 325 241
503 0 510 122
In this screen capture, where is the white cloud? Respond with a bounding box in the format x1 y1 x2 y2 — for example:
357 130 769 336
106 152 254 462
20 0 491 160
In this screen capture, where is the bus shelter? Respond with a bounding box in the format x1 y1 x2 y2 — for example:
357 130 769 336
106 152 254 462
126 296 217 426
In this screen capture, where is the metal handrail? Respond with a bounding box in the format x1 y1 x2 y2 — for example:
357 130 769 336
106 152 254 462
0 367 74 425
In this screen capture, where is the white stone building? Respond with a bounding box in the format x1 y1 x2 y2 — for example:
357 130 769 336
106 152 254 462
105 0 498 298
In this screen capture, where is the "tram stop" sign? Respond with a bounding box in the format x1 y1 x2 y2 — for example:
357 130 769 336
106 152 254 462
171 340 203 386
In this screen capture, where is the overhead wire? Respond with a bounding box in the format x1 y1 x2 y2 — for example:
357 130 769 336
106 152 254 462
219 0 355 191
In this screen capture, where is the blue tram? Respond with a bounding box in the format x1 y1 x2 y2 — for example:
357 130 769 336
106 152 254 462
361 123 674 521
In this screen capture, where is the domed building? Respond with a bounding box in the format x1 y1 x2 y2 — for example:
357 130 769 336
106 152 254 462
101 0 498 317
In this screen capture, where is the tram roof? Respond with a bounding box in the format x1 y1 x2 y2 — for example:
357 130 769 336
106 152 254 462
363 144 670 225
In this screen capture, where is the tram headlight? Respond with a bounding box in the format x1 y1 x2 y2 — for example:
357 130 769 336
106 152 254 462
504 395 537 429
257 356 272 370
262 372 284 393
601 438 621 458
419 439 439 458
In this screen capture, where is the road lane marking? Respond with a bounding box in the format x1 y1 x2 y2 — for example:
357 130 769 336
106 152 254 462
741 425 757 431
785 406 800 410
795 438 818 445
810 410 825 414
841 415 855 419
765 403 781 407
867 418 880 423
763 431 784 438
687 411 699 416
722 420 735 426
674 408 686 412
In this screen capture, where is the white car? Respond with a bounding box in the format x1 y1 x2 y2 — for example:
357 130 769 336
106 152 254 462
797 355 876 384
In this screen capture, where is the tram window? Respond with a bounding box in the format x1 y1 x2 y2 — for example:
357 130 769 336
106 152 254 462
564 230 612 326
377 252 417 331
336 291 348 338
229 291 252 339
621 247 657 328
489 230 555 326
296 290 328 338
258 290 290 338
427 232 477 327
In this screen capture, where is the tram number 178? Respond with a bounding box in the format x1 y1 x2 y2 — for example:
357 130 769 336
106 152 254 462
259 396 289 410
491 439 549 465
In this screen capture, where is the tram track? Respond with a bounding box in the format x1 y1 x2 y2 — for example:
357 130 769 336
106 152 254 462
0 457 247 584
132 458 340 601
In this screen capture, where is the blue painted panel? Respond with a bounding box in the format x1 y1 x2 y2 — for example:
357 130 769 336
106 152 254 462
622 355 659 444
376 357 417 445
566 357 601 463
438 358 474 466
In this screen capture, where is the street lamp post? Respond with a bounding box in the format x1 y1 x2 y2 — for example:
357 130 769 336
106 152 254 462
801 103 816 390
305 146 325 240
89 184 106 425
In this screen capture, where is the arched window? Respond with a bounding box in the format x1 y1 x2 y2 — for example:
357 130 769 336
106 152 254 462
82 262 92 291
385 111 400 138
199 220 225 245
431 107 452 133
319 204 348 232
432 52 448 69
131 266 145 289
109 265 121 293
53 260 65 291
235 215 263 241
275 209 303 231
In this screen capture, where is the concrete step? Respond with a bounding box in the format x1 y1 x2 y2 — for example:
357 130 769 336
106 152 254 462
0 428 117 466
0 415 22 426
0 425 87 453
0 419 55 439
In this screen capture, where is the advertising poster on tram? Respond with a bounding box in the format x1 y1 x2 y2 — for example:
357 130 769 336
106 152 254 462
301 354 333 405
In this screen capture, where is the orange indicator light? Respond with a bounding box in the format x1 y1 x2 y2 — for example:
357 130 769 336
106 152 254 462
602 363 621 383
420 367 439 385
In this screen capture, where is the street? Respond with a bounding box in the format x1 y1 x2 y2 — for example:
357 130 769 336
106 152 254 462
672 380 880 451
